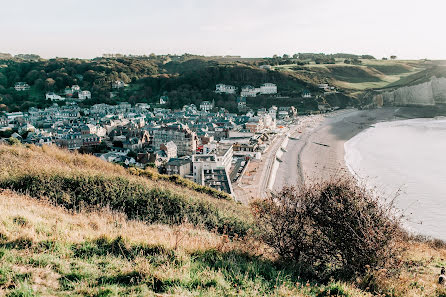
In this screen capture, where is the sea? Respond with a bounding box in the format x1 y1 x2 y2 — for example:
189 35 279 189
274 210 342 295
344 117 446 240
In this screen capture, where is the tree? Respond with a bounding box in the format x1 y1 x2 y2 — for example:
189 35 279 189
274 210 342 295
390 55 397 60
0 73 7 87
44 78 56 91
283 54 289 59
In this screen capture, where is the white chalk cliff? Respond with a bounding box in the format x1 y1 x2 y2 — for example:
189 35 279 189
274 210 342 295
374 76 446 106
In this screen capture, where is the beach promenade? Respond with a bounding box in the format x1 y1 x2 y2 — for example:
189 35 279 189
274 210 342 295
273 108 400 192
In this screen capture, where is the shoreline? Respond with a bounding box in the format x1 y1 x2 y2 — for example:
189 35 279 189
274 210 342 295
273 107 413 191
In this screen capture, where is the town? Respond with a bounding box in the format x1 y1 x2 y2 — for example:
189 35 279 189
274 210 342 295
0 81 332 200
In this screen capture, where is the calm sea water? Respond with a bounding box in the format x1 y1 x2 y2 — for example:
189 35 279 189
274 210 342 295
345 118 446 240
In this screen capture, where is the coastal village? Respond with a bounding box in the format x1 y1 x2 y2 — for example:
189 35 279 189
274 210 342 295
0 81 338 200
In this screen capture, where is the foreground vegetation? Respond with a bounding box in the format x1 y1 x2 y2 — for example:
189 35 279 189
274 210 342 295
0 144 252 237
1 144 446 296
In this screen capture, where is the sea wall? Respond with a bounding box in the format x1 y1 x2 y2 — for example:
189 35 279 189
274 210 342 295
374 76 446 106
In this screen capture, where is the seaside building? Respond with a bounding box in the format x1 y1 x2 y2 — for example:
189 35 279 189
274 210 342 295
192 144 233 194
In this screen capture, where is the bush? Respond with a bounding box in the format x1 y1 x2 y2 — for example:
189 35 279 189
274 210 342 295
0 172 249 237
251 178 403 280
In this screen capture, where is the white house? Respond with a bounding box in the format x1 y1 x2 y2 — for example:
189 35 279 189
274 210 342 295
112 80 127 89
45 92 65 101
14 82 30 91
200 100 214 112
215 84 236 94
71 85 81 92
259 83 277 94
241 86 259 97
78 91 91 100
259 65 272 70
159 96 168 105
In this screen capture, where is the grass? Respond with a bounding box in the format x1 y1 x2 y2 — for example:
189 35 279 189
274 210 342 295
0 144 252 237
273 59 429 91
0 191 372 296
2 144 446 296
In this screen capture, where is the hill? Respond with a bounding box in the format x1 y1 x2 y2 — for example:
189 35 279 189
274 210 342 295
0 56 358 114
273 59 433 92
2 144 446 296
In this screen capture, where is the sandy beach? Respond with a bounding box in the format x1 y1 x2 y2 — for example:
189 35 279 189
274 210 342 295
273 107 403 191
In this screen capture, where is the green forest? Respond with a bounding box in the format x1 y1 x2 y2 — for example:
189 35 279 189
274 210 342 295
0 55 357 113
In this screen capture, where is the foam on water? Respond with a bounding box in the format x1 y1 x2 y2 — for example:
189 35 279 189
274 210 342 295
345 118 446 240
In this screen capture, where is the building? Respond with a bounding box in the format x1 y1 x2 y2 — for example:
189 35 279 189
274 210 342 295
192 144 233 194
5 112 24 120
259 83 277 94
240 85 259 97
14 82 30 91
259 65 272 70
78 91 91 100
200 100 214 112
45 92 65 101
302 90 312 98
152 124 198 156
159 96 168 105
236 97 246 110
160 141 178 160
112 80 126 89
71 85 81 92
215 84 236 94
165 158 192 177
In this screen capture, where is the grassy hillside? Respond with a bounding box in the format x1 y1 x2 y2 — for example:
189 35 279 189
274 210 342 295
274 59 430 92
0 190 376 297
2 144 446 296
0 144 252 237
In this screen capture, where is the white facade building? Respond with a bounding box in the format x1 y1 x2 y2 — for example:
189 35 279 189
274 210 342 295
14 82 30 91
259 83 277 94
200 100 214 112
78 91 91 100
45 92 65 101
241 86 259 97
215 84 237 94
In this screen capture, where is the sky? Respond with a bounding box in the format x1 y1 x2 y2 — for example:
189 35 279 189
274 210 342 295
1 0 446 59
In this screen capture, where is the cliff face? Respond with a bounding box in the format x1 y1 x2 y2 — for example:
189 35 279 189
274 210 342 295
375 76 446 106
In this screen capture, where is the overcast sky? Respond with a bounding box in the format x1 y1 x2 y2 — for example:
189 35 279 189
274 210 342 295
1 0 445 59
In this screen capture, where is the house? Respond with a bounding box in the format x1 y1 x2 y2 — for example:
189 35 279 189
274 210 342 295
45 92 65 101
236 97 246 110
215 84 236 94
5 112 24 120
159 96 168 105
78 91 91 100
160 141 177 160
14 82 30 91
152 124 198 156
259 65 272 70
71 85 81 93
165 158 192 177
302 90 312 98
112 80 126 89
200 100 214 112
259 83 277 94
240 85 259 97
